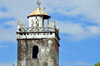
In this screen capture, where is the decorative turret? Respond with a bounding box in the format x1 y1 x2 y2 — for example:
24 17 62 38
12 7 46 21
27 1 50 28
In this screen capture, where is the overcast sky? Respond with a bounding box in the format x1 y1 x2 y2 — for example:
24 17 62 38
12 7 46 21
0 0 100 66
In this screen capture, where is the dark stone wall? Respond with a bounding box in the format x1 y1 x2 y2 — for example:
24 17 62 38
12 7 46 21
17 38 58 66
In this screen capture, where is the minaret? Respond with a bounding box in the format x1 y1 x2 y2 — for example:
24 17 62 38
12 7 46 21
17 1 60 66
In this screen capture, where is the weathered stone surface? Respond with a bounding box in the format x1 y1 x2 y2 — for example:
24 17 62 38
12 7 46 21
17 38 59 66
17 1 60 66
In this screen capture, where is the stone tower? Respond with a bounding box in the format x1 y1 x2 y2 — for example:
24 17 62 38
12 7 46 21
17 1 60 66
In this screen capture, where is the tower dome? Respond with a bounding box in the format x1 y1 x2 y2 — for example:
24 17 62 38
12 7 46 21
27 1 50 19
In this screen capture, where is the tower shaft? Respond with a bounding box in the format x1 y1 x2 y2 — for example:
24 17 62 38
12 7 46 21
17 1 60 66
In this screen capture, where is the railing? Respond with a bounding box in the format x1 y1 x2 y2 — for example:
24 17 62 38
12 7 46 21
17 27 58 32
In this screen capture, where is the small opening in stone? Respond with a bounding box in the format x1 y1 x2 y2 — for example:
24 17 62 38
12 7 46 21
20 33 22 35
32 45 39 59
50 33 52 35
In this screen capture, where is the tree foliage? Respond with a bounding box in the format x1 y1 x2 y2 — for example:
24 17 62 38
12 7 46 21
94 62 100 66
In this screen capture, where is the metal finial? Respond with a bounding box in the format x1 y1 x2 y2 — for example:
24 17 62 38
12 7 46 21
36 0 41 8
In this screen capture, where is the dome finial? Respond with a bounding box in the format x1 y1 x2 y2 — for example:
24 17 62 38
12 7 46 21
36 0 41 8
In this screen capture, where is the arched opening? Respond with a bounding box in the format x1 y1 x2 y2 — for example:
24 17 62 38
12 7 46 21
32 45 39 59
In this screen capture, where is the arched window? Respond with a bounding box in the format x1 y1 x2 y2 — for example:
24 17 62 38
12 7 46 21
32 45 39 58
